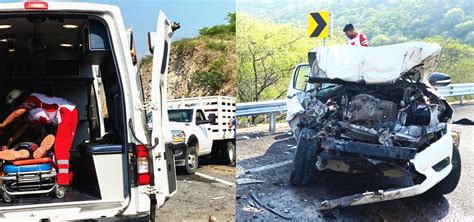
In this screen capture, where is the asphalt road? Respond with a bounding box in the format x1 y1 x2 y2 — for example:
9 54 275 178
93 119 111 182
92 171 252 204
156 163 236 222
236 103 474 221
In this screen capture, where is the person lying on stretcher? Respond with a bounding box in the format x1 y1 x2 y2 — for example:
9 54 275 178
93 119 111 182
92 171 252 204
0 119 55 161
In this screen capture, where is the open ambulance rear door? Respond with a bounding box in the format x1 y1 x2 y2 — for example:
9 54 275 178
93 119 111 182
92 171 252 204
148 11 177 207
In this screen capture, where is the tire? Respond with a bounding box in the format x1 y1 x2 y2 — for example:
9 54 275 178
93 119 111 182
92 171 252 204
429 146 461 195
290 129 319 186
183 146 198 175
224 141 236 166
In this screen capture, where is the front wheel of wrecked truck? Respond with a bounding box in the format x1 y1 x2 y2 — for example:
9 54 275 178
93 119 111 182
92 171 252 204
429 145 461 195
290 129 319 186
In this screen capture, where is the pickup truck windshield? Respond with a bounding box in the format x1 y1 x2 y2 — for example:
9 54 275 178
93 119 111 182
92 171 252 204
168 109 193 122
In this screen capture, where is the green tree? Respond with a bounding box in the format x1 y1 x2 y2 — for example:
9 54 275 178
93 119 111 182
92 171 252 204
423 36 474 83
237 15 345 102
465 31 474 46
454 20 474 39
192 71 226 94
199 12 236 37
371 34 390 46
443 8 465 27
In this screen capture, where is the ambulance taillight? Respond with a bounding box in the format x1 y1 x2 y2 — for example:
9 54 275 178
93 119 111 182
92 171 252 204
137 145 150 185
24 1 48 10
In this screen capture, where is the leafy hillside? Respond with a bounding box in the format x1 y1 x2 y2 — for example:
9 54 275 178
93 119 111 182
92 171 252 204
140 13 236 100
237 14 474 103
238 0 474 46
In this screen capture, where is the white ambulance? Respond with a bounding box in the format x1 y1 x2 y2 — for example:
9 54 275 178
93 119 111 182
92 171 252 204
0 1 176 221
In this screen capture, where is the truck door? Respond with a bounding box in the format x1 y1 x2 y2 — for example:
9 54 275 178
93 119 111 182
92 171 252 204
195 109 213 154
149 10 177 199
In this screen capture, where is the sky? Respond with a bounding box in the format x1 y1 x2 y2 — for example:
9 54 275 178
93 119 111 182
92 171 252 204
45 0 236 56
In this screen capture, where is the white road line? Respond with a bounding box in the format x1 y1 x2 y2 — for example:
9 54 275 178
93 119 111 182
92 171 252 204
195 172 235 187
245 160 293 174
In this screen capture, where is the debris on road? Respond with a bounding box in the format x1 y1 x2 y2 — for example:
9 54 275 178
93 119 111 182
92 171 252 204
237 178 265 185
250 191 293 220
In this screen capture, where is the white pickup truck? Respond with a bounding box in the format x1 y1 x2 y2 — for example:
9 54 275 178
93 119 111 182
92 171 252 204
168 96 236 174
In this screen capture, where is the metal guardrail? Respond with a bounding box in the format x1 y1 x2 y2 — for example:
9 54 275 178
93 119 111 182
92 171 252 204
237 83 474 132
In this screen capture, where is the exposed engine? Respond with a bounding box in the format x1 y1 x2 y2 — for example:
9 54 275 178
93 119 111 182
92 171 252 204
299 79 452 150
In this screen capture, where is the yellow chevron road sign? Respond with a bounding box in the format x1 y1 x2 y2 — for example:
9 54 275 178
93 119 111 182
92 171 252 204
308 11 329 38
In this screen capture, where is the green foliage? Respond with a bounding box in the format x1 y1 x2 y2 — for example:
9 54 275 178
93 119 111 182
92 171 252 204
192 71 226 93
210 57 226 71
237 15 345 102
238 0 474 46
423 36 474 83
454 20 474 38
140 55 152 67
465 32 474 46
140 13 236 99
236 13 474 103
199 12 236 37
174 38 198 55
444 8 465 27
206 41 227 51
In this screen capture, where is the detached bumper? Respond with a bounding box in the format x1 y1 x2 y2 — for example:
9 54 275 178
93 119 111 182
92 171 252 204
170 143 187 166
317 130 454 211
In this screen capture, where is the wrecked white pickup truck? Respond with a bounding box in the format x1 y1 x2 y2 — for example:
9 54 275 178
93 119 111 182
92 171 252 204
286 42 461 210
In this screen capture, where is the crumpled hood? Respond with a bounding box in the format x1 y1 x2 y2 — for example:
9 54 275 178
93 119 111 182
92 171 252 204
308 42 442 84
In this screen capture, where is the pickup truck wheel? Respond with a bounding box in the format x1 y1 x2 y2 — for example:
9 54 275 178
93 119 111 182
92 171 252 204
184 146 198 175
290 129 318 186
429 146 461 195
225 141 236 166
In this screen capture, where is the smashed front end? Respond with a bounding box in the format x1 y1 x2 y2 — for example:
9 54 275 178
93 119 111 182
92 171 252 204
287 42 458 210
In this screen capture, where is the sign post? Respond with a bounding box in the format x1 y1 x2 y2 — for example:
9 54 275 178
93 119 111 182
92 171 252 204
308 11 332 46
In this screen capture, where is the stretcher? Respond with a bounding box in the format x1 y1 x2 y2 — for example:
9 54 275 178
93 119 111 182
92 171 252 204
1 155 66 203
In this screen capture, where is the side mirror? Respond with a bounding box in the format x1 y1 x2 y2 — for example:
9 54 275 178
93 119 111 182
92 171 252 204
147 32 156 54
196 120 211 125
208 114 217 124
428 72 451 87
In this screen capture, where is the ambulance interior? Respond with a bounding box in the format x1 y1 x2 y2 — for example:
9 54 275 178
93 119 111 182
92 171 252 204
0 14 127 206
